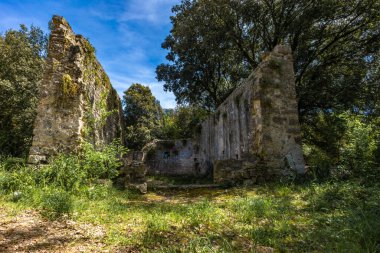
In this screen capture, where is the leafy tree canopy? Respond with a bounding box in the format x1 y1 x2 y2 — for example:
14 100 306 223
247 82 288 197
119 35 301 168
156 0 380 115
0 25 47 157
160 106 209 139
122 83 163 149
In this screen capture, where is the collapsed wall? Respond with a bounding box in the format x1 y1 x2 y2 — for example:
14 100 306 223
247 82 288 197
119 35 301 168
144 45 305 184
198 45 305 184
28 16 124 164
143 139 207 176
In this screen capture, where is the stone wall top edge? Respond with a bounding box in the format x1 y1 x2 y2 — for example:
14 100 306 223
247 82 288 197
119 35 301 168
212 44 292 113
49 16 119 98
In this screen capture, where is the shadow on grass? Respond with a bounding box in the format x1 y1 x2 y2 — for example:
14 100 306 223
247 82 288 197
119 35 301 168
0 221 74 252
100 181 380 252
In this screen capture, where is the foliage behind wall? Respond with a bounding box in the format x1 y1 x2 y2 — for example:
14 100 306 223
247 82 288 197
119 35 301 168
0 25 47 157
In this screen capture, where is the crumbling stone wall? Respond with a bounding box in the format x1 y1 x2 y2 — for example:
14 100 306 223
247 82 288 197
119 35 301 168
121 151 147 193
143 139 209 176
197 45 305 184
28 16 124 164
143 45 305 185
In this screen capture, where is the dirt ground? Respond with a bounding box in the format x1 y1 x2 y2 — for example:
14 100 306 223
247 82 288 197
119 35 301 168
0 208 110 253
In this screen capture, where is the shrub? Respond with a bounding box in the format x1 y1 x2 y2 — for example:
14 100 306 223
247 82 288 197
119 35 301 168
40 188 73 220
80 141 125 181
39 141 127 192
0 166 35 193
303 112 380 182
44 154 84 191
303 145 333 181
85 184 110 200
340 116 379 180
0 140 127 197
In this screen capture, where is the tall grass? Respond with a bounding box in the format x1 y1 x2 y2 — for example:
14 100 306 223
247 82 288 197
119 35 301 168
0 141 126 220
0 147 379 251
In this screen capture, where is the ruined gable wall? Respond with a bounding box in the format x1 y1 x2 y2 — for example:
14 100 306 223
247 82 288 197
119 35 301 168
197 45 305 183
143 45 305 183
28 16 124 164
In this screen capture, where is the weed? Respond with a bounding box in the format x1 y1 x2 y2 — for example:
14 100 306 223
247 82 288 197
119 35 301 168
40 188 73 220
1 155 379 252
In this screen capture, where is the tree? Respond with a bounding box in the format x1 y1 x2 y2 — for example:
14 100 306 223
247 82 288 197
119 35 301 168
0 25 47 157
122 83 163 149
156 0 380 115
159 106 209 139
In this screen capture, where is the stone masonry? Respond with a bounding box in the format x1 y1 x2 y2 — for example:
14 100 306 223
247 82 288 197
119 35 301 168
145 45 305 185
198 45 305 184
27 15 304 186
28 16 124 164
143 139 209 177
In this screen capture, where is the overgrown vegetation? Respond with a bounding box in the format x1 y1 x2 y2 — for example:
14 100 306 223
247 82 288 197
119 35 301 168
1 174 379 252
62 73 78 96
1 7 380 252
303 112 380 183
1 111 379 251
0 141 126 220
1 112 379 251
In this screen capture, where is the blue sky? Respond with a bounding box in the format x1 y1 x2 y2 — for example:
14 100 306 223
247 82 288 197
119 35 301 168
0 0 179 108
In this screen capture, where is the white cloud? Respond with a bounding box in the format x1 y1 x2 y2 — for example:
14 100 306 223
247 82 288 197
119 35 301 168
120 0 177 25
86 0 179 108
0 0 178 108
110 73 176 109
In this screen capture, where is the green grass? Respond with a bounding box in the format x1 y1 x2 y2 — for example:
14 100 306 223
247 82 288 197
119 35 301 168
1 177 379 252
147 174 213 185
1 154 379 252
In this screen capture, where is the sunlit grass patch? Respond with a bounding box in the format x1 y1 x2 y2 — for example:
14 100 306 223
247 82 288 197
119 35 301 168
1 158 379 253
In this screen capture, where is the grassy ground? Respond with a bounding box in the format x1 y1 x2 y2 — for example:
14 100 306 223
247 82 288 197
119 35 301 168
147 174 213 185
1 180 379 252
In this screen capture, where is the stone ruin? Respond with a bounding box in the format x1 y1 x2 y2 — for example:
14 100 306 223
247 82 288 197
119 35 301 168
143 139 206 176
144 45 305 185
28 16 124 164
28 16 305 188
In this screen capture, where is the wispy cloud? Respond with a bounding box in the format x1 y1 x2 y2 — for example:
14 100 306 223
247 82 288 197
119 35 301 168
109 71 176 108
0 0 179 108
120 0 177 25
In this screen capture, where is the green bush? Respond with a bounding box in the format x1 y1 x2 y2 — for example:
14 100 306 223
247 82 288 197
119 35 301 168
0 141 127 199
80 141 124 181
40 188 73 220
40 141 126 192
85 184 110 200
340 116 379 180
303 112 380 182
0 166 35 193
44 154 84 191
303 145 333 181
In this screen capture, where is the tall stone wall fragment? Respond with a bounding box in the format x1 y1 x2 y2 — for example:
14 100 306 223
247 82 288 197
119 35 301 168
197 45 305 183
28 16 124 164
142 45 305 184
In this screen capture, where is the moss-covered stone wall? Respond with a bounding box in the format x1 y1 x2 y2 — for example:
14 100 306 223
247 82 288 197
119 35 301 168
28 16 124 164
142 46 305 185
196 45 305 184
